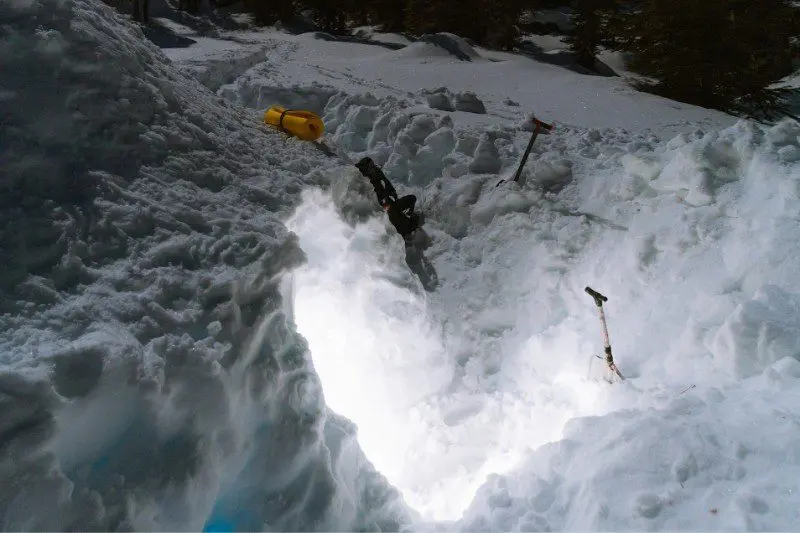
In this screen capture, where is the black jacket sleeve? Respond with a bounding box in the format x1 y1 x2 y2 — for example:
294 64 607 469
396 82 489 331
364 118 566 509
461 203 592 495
371 175 399 206
357 157 399 206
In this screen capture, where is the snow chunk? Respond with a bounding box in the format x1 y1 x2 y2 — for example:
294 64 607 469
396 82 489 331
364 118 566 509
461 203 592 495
220 80 336 114
765 120 800 148
778 145 800 162
655 130 744 205
456 132 480 156
420 32 482 61
426 89 456 112
621 152 662 182
634 492 663 519
710 285 800 379
528 159 574 192
471 186 534 225
469 135 502 174
410 125 457 185
0 0 408 530
460 373 800 531
423 87 486 114
454 91 487 114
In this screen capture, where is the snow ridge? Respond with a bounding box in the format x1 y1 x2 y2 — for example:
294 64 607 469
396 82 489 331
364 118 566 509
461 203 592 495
0 0 407 530
290 88 800 528
4 0 800 530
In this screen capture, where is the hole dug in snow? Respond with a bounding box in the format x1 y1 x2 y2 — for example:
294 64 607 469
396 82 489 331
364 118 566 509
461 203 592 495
284 189 603 522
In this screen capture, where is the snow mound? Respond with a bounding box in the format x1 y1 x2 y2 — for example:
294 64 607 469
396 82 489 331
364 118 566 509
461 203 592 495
468 134 503 174
167 42 272 92
319 93 506 186
458 358 800 531
395 117 799 528
423 87 487 114
0 0 407 530
454 91 487 114
220 78 337 115
390 41 463 61
425 87 456 112
420 33 483 62
387 33 484 63
711 284 800 379
526 8 574 32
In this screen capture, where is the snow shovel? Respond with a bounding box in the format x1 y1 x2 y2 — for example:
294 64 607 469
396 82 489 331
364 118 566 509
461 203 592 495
496 116 555 188
585 286 625 383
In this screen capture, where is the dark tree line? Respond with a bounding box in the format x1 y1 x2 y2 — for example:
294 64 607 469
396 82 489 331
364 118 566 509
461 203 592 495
562 0 799 118
245 0 799 117
244 0 536 48
129 0 798 118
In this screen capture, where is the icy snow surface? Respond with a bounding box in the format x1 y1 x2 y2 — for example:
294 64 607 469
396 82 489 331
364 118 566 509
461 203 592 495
3 0 800 531
0 1 405 530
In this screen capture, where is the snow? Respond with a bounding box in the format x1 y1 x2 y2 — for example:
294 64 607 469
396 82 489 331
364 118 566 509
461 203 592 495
457 359 800 531
369 32 414 47
153 16 196 35
288 68 800 525
523 34 569 53
3 0 800 531
0 1 405 530
529 8 574 32
183 27 736 136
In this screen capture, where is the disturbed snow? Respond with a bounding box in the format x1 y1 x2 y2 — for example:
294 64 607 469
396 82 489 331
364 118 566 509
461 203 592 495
3 1 800 531
1 1 405 530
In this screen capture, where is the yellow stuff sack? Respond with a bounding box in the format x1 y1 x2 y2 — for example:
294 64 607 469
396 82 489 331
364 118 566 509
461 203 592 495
264 106 324 141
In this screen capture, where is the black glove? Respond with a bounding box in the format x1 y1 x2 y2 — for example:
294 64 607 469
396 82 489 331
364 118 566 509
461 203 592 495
356 157 377 175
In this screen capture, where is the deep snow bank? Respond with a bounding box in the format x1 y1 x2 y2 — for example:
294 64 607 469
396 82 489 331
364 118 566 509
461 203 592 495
290 88 800 527
168 42 272 92
458 358 800 531
324 97 800 389
0 0 407 530
440 119 800 530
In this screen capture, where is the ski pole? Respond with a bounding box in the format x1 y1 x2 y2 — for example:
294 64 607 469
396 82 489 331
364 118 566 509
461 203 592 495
585 286 625 381
496 116 555 188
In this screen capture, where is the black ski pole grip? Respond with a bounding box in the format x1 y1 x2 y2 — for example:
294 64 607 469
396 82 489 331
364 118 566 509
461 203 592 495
585 286 607 307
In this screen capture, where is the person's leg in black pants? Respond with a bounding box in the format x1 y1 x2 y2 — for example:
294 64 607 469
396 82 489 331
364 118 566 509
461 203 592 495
395 194 416 215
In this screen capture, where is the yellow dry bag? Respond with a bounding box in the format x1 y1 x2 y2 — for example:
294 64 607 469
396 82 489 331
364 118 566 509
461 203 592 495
264 106 325 141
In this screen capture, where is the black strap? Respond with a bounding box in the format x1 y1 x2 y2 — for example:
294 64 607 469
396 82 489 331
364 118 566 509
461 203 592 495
278 109 293 132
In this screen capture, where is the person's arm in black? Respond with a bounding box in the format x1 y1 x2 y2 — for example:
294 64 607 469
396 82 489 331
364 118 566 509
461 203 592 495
376 176 399 204
357 157 399 206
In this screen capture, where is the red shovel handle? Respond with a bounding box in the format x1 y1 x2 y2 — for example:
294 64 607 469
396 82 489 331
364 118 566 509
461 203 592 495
532 117 555 132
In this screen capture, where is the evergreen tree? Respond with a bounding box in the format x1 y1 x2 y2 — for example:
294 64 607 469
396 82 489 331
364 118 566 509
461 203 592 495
723 0 800 117
563 0 616 70
479 0 527 50
132 0 149 23
368 0 406 32
402 0 426 34
300 0 349 33
404 0 462 35
613 0 799 117
405 0 525 46
178 0 200 15
243 0 295 26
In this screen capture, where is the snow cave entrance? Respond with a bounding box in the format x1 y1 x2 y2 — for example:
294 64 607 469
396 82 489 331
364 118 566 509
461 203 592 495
284 189 604 522
284 189 463 519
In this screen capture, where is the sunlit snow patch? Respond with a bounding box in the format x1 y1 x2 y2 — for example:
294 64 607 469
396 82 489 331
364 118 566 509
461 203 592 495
285 189 605 521
284 189 460 516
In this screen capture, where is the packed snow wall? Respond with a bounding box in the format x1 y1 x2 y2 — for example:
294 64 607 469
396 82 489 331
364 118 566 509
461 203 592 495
0 0 408 530
281 88 800 528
